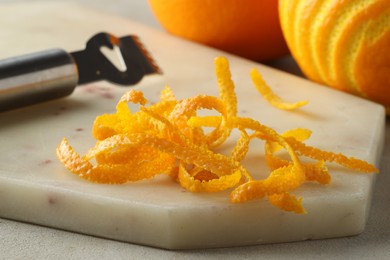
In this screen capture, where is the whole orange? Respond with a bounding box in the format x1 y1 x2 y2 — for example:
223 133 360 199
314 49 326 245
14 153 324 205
279 0 390 113
148 0 290 61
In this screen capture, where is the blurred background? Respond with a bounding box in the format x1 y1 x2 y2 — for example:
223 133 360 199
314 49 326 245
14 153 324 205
0 0 305 77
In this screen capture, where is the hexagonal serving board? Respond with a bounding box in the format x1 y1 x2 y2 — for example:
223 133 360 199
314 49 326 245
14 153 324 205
0 2 385 249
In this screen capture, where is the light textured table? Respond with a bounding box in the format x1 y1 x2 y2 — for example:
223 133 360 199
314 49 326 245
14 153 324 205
1 1 389 259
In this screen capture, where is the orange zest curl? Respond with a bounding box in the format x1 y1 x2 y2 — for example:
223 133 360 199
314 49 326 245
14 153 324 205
56 56 378 214
250 68 308 110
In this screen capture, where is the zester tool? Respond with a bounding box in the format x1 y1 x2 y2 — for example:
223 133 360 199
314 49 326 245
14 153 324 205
0 32 161 112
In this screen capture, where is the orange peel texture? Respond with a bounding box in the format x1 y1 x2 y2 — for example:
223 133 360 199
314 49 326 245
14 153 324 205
56 56 378 214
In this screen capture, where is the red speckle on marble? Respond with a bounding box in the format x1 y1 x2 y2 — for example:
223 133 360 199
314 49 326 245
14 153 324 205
75 128 84 132
101 92 115 99
53 106 68 116
82 85 97 94
81 84 115 99
39 159 52 166
48 196 57 204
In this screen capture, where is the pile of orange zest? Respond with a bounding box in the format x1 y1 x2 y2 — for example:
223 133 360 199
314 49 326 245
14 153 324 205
56 56 379 214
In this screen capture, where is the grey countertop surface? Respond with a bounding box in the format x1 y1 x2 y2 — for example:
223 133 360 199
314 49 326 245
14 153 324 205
1 1 389 259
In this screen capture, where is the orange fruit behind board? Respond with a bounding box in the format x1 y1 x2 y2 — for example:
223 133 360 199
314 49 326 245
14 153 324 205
148 0 290 62
279 0 390 113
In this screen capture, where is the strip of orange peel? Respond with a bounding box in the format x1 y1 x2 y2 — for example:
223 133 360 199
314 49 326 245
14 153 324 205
250 68 309 110
56 56 378 214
